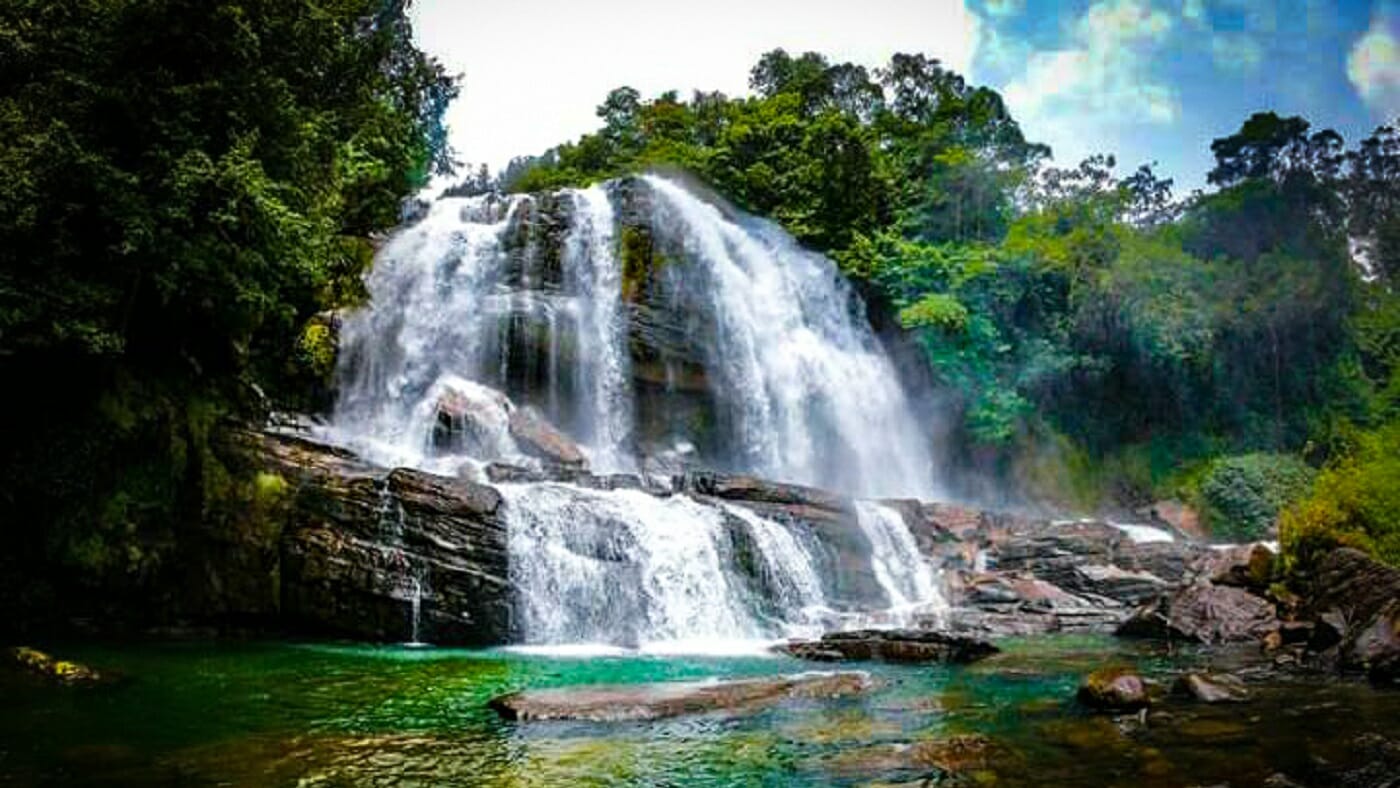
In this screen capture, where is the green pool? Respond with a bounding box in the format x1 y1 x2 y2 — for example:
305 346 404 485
2 636 1395 786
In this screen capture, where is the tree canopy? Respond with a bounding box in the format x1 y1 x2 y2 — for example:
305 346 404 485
0 0 453 596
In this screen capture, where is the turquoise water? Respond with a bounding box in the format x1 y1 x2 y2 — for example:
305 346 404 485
2 636 1395 786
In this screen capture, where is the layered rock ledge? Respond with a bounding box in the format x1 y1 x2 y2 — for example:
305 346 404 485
489 671 873 722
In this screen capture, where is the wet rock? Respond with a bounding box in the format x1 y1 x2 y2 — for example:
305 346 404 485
219 430 511 646
7 647 105 686
1073 563 1170 605
1077 666 1150 711
1200 543 1276 590
676 471 849 514
779 629 999 664
1117 582 1279 644
488 671 872 722
430 379 514 457
1140 499 1206 540
485 462 669 495
948 572 1129 637
1350 600 1400 684
1303 549 1400 683
507 405 588 468
1173 672 1249 703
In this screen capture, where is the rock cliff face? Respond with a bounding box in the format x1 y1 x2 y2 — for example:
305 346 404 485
179 425 1300 650
207 430 511 645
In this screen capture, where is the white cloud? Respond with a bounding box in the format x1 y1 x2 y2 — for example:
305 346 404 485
1000 0 1178 163
982 0 1025 19
1348 8 1400 118
411 0 982 171
1211 32 1264 72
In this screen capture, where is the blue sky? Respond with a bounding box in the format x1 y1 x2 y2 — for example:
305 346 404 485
414 0 1399 193
973 0 1391 190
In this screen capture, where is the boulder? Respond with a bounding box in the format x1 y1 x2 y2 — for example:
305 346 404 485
6 647 106 686
1199 543 1276 590
778 629 999 664
1117 582 1279 644
1349 600 1400 684
429 378 514 458
1077 666 1150 711
488 671 871 722
1172 672 1249 703
1303 548 1400 682
507 406 588 468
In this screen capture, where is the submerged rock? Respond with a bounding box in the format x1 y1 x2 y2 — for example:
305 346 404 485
7 647 105 686
1117 582 1279 644
1077 666 1150 711
1173 672 1249 703
778 629 999 664
488 671 872 722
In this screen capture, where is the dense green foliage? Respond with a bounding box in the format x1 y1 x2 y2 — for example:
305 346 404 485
1197 454 1316 541
503 51 1400 557
0 0 453 603
1281 422 1400 568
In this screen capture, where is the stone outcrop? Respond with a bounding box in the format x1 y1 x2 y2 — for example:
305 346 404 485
507 406 587 468
1117 582 1279 644
489 672 872 722
1077 666 1150 711
210 430 511 646
1302 549 1400 683
779 629 999 664
947 572 1127 637
430 379 515 458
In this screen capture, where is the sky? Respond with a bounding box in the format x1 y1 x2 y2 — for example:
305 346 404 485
413 0 1398 192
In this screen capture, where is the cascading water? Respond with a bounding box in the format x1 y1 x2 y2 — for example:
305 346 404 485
853 501 947 626
325 174 950 650
640 175 936 498
500 483 827 651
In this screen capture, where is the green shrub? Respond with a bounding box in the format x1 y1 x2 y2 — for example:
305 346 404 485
1198 453 1316 540
1281 423 1400 568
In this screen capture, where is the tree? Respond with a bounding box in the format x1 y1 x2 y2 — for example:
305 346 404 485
0 0 454 596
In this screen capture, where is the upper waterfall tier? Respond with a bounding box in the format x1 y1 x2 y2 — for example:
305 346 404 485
329 175 938 498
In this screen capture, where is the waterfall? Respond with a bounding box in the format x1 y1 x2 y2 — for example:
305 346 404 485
324 174 952 650
327 175 937 497
853 501 946 624
563 186 634 471
500 484 826 651
641 176 936 498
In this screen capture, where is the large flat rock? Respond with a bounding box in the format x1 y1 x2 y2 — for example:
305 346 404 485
779 629 999 664
489 671 872 722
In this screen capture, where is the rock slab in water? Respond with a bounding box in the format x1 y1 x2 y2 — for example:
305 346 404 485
1117 582 1279 644
1077 666 1150 711
489 671 872 722
779 630 999 664
1173 672 1249 703
7 647 105 686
